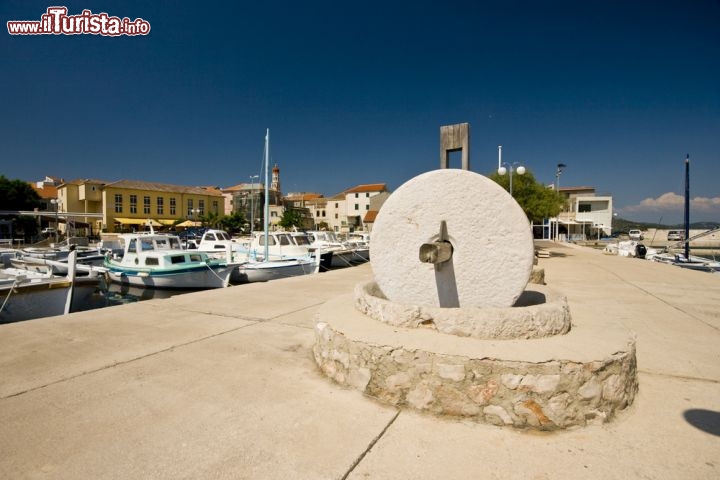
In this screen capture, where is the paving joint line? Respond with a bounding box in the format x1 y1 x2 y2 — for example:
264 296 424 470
0 321 261 400
639 369 720 384
591 261 720 333
341 409 401 480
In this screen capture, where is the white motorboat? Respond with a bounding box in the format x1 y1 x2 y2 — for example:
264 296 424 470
307 230 369 267
103 231 239 289
0 251 102 323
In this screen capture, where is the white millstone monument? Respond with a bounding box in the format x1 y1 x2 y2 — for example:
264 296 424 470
313 128 638 430
370 169 534 309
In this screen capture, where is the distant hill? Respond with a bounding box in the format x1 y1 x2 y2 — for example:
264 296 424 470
613 218 720 233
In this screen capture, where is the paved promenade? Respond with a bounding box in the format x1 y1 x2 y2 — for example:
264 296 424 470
1 242 719 479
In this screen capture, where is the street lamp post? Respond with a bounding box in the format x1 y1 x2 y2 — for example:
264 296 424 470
50 198 59 244
498 162 525 196
555 163 567 241
191 209 200 224
249 175 259 235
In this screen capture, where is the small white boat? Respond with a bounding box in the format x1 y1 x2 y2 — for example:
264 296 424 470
0 251 102 323
236 257 319 283
103 231 239 289
233 129 321 284
307 230 369 267
651 252 720 272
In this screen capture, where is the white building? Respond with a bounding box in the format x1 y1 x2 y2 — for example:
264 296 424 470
556 186 613 240
325 184 388 233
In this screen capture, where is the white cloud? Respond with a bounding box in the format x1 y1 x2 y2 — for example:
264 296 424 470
624 192 720 214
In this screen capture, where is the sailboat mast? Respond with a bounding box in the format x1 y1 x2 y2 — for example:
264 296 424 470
684 154 690 260
264 128 270 261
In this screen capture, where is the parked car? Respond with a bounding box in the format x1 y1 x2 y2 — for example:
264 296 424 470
667 230 685 241
41 227 56 235
628 229 643 240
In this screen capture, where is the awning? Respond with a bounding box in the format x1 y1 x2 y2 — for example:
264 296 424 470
156 219 177 226
114 218 163 226
559 219 579 225
176 220 202 228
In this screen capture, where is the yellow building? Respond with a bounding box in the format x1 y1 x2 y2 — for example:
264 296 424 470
58 179 224 234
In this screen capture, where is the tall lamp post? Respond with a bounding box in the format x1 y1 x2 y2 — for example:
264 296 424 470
555 163 566 241
190 208 200 226
498 162 525 196
249 175 259 235
50 198 59 244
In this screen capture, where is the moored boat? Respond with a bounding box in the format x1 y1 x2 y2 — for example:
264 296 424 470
0 251 102 323
103 231 239 289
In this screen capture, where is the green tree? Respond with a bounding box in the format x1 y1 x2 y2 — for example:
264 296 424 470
220 212 247 234
488 169 563 222
278 208 304 230
201 211 221 228
0 175 42 210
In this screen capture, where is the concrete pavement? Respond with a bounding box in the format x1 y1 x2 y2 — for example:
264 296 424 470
1 243 719 479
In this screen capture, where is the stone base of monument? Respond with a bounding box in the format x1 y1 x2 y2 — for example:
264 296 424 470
312 168 638 430
313 289 638 430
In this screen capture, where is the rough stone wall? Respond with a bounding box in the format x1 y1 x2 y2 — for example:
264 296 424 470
313 322 638 430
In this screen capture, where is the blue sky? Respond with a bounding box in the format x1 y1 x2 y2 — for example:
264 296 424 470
2 0 719 224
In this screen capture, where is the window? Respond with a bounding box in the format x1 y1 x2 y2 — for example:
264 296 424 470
157 197 164 215
143 196 151 214
578 204 592 213
212 200 218 213
322 210 325 217
145 257 159 266
366 205 370 210
170 255 186 264
355 193 358 198
187 199 193 216
335 203 338 208
354 204 359 210
114 194 123 213
170 197 176 215
334 213 338 219
366 193 370 198
130 195 137 214
198 199 205 215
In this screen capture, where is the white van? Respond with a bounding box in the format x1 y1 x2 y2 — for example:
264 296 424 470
628 229 643 240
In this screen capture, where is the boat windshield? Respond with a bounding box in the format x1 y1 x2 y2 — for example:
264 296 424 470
292 235 310 246
258 235 276 246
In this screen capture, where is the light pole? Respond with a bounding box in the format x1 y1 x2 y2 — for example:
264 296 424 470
498 162 525 196
249 175 259 235
555 163 566 241
190 208 200 227
50 198 59 243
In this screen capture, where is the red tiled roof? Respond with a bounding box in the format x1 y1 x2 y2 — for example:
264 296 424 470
29 183 58 199
344 183 387 194
363 210 379 223
104 179 224 196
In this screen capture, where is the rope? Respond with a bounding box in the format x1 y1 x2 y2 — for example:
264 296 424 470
0 279 21 315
